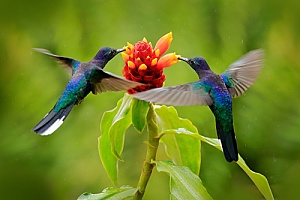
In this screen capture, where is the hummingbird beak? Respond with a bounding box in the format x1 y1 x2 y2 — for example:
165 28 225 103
178 56 189 62
116 48 126 54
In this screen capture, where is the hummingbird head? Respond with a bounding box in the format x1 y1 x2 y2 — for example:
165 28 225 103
94 46 125 62
179 56 210 71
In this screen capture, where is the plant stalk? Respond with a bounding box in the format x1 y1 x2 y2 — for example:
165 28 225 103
134 103 159 200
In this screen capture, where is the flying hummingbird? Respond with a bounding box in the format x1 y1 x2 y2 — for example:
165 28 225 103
131 50 264 162
33 47 143 136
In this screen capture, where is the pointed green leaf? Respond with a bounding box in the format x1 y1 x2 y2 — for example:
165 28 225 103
98 134 117 185
99 98 123 185
154 105 201 175
159 129 274 200
194 135 274 200
237 156 275 200
131 98 149 132
98 94 133 185
153 160 212 200
109 94 133 160
78 185 137 200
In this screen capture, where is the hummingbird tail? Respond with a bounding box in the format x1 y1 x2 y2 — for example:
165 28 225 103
219 129 238 162
32 103 75 135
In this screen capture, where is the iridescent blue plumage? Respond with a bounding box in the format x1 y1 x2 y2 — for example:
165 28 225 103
132 50 264 162
54 75 90 112
33 47 143 135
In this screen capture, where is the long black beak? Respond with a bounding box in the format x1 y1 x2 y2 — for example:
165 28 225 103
116 47 126 53
178 56 189 62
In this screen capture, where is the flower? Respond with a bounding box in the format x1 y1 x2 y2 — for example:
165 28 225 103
122 32 179 94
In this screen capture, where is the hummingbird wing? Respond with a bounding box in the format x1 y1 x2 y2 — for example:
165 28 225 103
89 67 144 94
131 82 213 106
33 48 81 75
220 49 264 98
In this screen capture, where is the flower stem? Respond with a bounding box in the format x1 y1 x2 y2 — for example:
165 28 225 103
134 103 159 200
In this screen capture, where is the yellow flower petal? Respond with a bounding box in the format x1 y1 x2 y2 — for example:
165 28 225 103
125 48 132 55
125 42 133 55
121 52 129 62
154 32 173 57
127 42 133 48
155 49 160 57
139 64 147 70
156 52 179 69
136 57 142 63
142 37 148 42
151 58 158 66
128 60 136 69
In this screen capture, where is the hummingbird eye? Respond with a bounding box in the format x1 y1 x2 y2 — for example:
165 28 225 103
190 60 196 65
110 50 115 55
107 49 117 58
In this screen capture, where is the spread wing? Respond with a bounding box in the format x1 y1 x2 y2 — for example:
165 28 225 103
221 49 264 98
33 48 81 75
89 68 144 94
131 81 213 106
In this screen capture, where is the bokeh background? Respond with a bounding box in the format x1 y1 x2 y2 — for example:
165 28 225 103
1 0 299 199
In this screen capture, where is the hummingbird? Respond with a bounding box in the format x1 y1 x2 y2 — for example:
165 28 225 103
33 47 143 136
131 50 264 162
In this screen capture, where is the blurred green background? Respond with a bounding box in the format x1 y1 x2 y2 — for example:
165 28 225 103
1 0 299 199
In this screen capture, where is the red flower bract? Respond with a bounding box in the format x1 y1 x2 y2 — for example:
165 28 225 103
122 32 179 94
134 41 152 59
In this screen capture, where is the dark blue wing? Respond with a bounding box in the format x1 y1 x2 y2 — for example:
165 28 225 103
33 48 81 75
88 66 144 94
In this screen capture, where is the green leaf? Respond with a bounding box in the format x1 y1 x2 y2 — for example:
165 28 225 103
98 94 133 185
154 105 201 175
237 156 275 200
194 135 274 200
78 185 137 200
131 98 149 132
153 160 212 200
98 98 122 185
160 129 274 200
109 94 133 160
